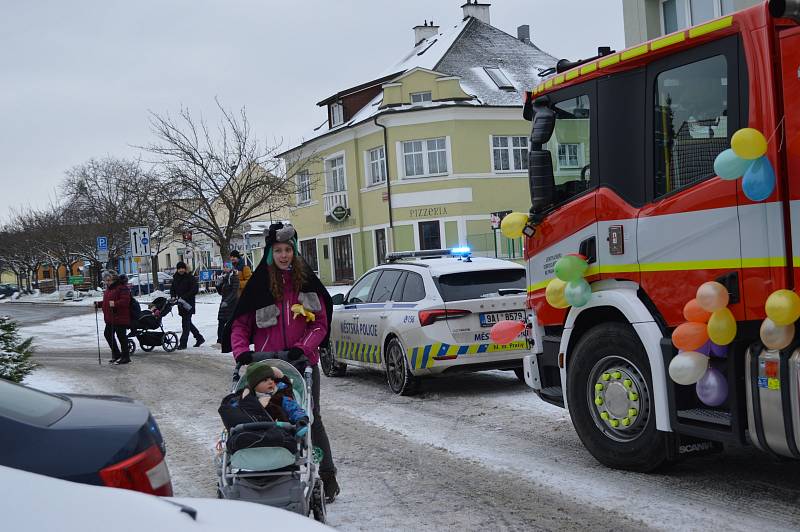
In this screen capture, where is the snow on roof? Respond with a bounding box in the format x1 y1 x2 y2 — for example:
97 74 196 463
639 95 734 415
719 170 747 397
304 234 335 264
377 19 470 78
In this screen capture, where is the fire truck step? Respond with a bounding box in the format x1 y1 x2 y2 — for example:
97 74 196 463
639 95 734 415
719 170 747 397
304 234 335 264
677 408 732 427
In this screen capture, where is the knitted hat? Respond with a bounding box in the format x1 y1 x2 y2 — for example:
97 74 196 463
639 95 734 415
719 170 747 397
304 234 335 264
229 250 242 259
244 362 277 390
176 261 187 270
265 223 299 266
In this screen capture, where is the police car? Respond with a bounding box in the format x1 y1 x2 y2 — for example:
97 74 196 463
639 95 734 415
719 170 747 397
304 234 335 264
321 248 529 395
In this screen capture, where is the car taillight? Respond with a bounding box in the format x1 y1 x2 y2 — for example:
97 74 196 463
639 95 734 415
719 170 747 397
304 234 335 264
418 308 471 326
99 444 173 496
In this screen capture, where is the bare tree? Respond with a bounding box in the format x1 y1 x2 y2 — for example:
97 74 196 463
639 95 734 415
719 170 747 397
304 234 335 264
143 100 316 258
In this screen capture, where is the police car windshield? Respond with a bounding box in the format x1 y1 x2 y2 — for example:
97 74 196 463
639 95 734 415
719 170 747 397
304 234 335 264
435 269 526 302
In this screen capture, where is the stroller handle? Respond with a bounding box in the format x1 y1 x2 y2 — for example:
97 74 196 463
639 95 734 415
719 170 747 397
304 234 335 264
233 350 309 375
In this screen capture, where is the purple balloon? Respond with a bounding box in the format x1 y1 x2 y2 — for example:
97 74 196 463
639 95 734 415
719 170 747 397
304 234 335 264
696 367 728 407
697 340 712 355
709 342 728 358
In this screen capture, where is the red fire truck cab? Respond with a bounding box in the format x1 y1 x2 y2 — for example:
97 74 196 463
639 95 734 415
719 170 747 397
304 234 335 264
521 0 800 471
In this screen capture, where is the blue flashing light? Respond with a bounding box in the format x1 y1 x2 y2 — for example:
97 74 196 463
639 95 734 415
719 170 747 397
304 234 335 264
450 246 471 256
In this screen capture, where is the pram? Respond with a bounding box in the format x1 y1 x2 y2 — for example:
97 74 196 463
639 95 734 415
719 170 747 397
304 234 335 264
215 352 326 523
127 296 179 354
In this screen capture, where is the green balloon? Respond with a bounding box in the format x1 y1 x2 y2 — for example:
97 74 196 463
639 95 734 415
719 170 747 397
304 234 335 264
565 279 592 307
555 255 588 282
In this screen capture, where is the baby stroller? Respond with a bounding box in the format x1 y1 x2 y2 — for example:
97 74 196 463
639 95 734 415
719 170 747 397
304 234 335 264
215 352 326 523
127 296 179 353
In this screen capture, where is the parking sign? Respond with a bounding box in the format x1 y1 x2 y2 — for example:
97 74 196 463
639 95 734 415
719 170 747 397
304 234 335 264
96 236 108 252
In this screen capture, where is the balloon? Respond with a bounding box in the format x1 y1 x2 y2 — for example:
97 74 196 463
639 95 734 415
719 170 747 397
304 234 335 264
759 318 795 351
545 278 570 309
709 341 729 358
669 351 710 385
707 307 737 345
696 367 728 406
714 148 753 180
742 156 776 202
490 320 526 345
731 128 768 160
683 298 712 323
696 281 729 313
672 322 709 351
765 289 800 326
564 279 592 307
555 255 588 282
500 212 528 239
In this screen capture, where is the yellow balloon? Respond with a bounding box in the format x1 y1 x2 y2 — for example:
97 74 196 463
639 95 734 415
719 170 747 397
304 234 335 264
500 212 528 239
731 128 768 160
765 289 800 326
545 278 570 309
707 307 737 346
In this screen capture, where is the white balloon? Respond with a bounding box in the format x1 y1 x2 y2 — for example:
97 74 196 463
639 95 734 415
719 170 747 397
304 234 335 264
668 351 710 385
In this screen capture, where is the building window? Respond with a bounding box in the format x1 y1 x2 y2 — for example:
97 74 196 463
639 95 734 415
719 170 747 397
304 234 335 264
484 67 515 90
300 239 318 272
325 155 346 192
330 103 344 127
402 137 448 178
492 136 528 172
661 0 730 34
297 170 311 204
419 221 441 250
332 234 354 282
410 91 432 104
557 143 582 169
375 228 387 265
166 253 172 268
654 54 729 197
367 146 386 186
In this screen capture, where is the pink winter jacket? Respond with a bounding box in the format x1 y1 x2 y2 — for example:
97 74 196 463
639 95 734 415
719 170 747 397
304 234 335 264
231 270 328 366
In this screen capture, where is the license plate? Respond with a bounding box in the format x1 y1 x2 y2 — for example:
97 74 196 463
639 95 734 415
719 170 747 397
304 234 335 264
479 310 525 327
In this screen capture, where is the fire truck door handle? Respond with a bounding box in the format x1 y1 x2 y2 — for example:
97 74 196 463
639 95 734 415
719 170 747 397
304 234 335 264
579 236 597 264
715 272 740 305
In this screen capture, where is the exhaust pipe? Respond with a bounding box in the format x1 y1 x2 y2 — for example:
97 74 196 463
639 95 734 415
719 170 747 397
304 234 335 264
769 0 800 22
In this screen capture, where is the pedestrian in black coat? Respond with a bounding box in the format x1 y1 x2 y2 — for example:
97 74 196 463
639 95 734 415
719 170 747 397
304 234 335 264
170 261 204 349
214 262 239 346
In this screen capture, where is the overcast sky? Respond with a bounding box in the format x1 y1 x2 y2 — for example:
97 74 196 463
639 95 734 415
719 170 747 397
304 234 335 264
0 0 623 220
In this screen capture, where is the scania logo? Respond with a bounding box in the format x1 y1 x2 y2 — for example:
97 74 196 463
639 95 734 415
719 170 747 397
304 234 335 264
679 442 715 454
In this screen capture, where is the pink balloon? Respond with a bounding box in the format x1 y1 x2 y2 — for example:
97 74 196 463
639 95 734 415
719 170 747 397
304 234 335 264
490 320 525 345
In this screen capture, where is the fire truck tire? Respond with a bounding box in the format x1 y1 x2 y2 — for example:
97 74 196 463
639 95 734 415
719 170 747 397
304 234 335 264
566 322 667 472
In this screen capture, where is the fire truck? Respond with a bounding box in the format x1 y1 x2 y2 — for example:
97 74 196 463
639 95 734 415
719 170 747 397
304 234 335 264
520 0 800 471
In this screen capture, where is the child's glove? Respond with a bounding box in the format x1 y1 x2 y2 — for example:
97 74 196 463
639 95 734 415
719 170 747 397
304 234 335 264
295 418 309 438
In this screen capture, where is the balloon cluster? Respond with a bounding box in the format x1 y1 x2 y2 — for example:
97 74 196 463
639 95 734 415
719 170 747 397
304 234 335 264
668 281 733 406
500 212 530 239
713 128 775 202
759 289 800 350
545 255 591 309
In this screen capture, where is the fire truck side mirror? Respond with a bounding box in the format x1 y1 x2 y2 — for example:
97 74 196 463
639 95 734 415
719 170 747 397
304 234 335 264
529 98 556 215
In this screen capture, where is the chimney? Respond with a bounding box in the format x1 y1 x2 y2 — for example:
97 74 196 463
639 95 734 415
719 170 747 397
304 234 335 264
462 0 491 25
517 24 531 44
413 20 440 46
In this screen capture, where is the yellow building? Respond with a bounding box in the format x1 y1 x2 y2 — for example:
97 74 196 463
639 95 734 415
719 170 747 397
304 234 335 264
280 2 555 284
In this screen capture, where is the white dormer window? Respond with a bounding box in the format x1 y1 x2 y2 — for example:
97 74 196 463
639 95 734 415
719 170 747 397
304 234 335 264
331 102 344 127
410 91 433 105
484 67 514 91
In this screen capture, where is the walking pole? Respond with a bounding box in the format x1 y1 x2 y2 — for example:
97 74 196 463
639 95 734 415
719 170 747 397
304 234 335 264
94 303 102 365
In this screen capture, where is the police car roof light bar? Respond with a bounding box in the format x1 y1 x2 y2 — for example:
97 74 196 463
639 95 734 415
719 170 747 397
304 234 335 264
385 247 472 262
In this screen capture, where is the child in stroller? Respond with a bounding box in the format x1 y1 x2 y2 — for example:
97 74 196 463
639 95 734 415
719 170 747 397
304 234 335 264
216 353 326 523
127 296 180 353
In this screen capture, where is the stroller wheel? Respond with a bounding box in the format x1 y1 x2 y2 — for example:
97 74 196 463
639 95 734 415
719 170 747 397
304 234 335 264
311 479 327 523
127 339 136 356
140 342 155 352
162 332 179 352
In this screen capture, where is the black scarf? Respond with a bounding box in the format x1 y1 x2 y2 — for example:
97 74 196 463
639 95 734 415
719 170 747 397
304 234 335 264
221 253 333 354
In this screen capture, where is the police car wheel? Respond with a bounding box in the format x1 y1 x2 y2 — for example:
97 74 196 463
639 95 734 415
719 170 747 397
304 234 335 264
566 322 667 472
320 346 347 377
385 337 418 396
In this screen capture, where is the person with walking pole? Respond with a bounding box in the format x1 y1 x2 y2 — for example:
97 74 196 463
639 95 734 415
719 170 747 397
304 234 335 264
95 270 132 365
171 261 204 350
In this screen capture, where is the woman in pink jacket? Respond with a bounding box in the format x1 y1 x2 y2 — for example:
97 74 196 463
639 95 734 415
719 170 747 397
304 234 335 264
223 223 339 503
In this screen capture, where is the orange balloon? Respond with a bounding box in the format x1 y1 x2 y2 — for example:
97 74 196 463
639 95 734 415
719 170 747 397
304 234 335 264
672 322 709 352
489 320 526 345
683 299 712 323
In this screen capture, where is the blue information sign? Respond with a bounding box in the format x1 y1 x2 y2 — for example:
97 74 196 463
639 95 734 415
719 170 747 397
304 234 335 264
97 236 108 252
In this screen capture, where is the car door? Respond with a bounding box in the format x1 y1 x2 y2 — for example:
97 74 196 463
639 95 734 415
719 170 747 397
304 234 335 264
332 270 381 365
365 269 405 366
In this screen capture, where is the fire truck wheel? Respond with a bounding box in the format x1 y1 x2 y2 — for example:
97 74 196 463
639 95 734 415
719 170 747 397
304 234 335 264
567 322 667 472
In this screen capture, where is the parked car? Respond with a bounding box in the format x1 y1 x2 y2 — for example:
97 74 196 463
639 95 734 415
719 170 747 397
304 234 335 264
127 272 173 295
3 465 332 531
0 283 20 298
0 379 173 496
323 248 528 394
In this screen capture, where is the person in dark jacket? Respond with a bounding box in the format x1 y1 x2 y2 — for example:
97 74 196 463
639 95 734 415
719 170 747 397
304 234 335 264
170 261 204 350
97 270 132 365
230 250 252 297
214 262 239 348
